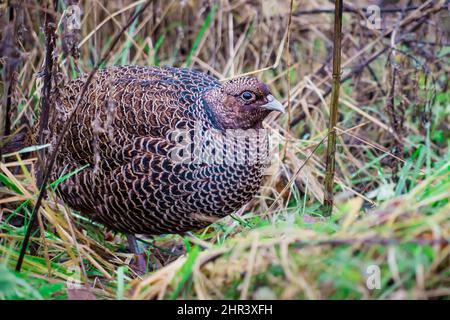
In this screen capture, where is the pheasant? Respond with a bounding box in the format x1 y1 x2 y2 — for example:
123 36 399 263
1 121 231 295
29 66 284 240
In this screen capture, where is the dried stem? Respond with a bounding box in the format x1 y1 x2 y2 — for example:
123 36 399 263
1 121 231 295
323 0 343 216
282 0 294 160
37 0 58 186
19 0 58 257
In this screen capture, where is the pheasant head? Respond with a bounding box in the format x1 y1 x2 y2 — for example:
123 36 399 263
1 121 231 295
203 76 284 130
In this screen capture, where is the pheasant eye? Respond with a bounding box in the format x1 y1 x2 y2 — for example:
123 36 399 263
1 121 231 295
241 91 255 102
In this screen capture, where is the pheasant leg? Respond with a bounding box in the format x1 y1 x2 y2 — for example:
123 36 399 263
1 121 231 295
126 234 148 275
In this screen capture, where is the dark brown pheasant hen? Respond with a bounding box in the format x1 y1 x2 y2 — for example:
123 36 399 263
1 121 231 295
46 66 284 235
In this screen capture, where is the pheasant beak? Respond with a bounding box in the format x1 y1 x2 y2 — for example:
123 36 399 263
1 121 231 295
261 95 285 113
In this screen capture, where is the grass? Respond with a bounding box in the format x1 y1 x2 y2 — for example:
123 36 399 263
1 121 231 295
1 136 448 300
1 0 449 300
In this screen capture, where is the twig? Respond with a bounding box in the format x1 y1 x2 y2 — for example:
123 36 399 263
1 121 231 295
290 46 389 128
23 0 58 257
291 237 450 248
404 40 450 47
0 2 18 156
323 0 343 216
367 64 386 96
294 2 448 15
37 0 58 186
15 0 154 273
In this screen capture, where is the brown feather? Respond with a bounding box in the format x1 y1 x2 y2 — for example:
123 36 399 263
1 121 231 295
39 66 278 235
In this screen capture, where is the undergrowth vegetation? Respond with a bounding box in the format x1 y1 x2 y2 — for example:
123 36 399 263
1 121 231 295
0 0 449 299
